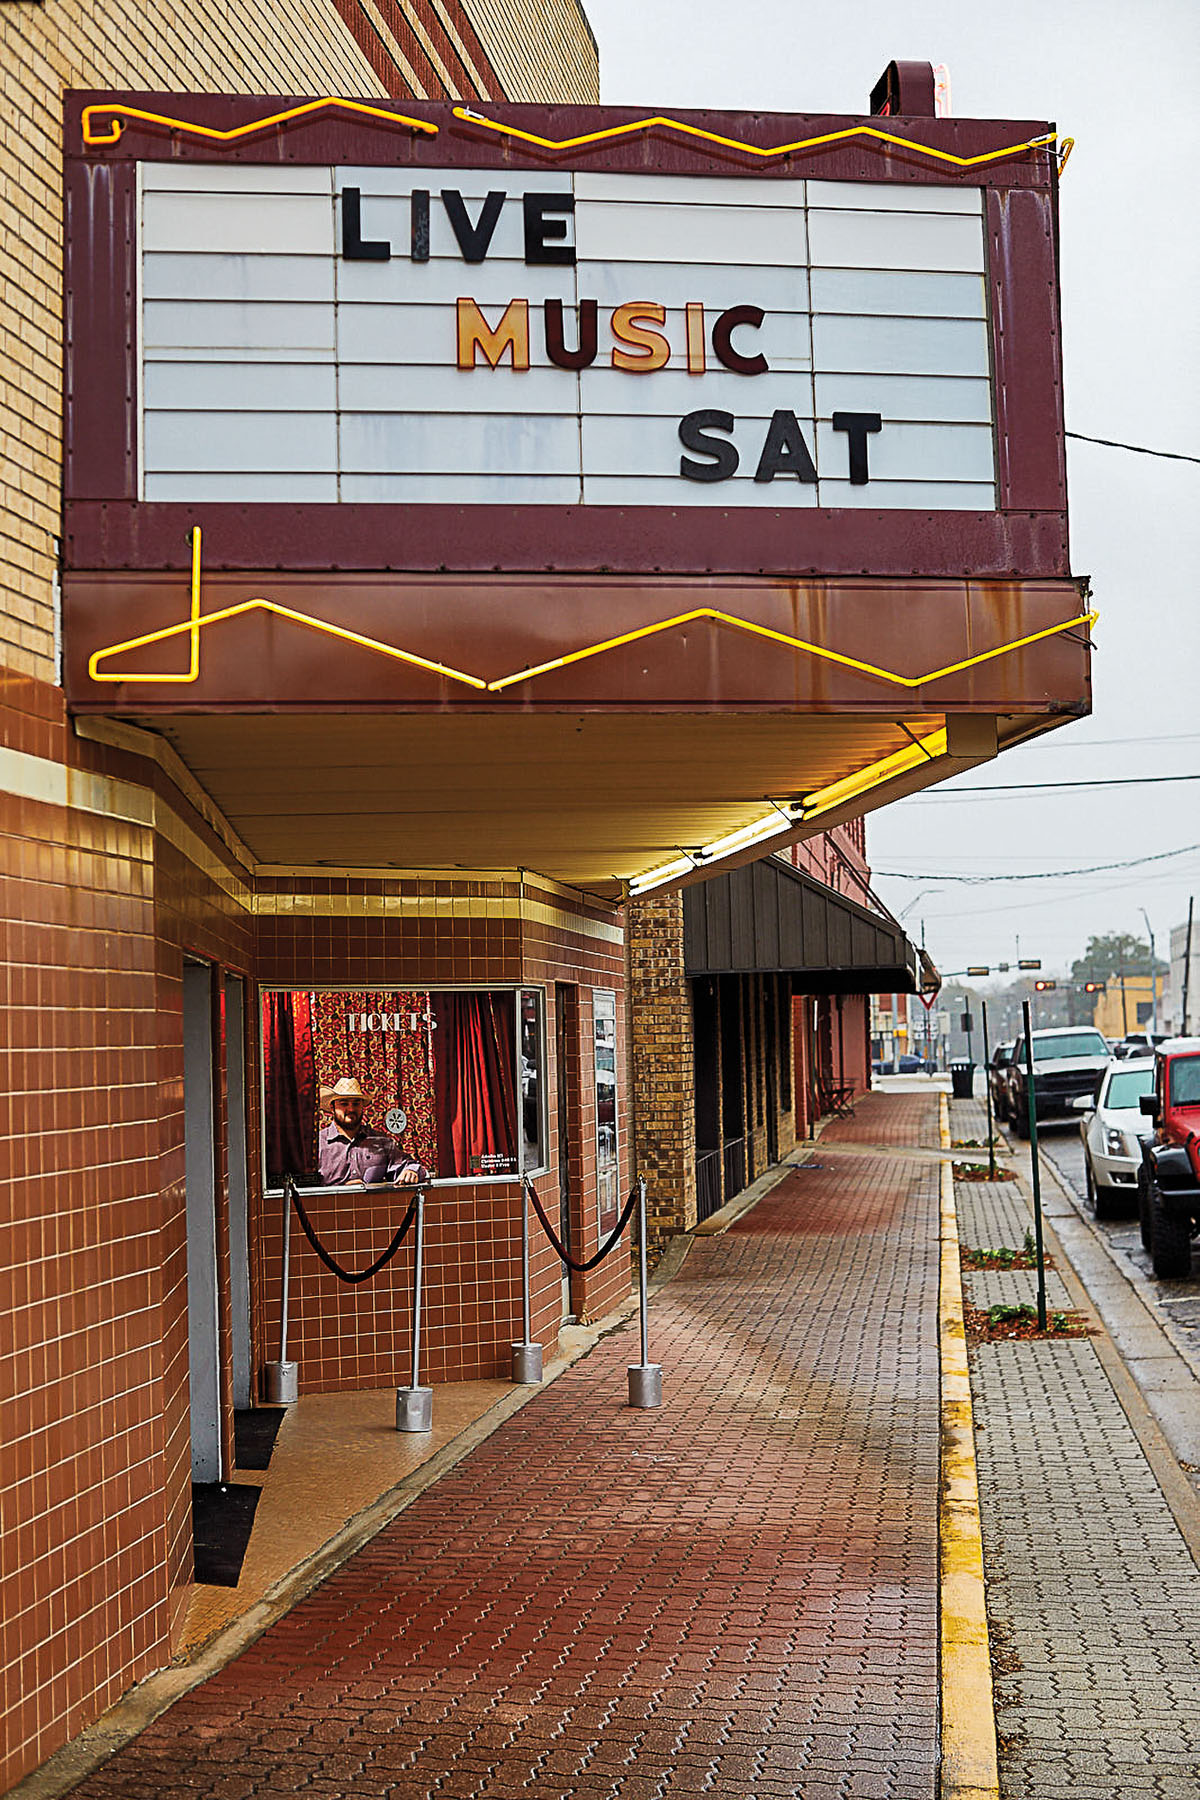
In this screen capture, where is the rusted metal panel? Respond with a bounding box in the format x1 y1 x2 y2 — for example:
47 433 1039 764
63 161 137 501
63 500 1072 582
62 569 1091 714
988 186 1068 513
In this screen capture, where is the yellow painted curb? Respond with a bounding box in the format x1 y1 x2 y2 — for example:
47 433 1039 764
938 1095 1000 1799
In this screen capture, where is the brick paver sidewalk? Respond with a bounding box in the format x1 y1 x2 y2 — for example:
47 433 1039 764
72 1143 942 1800
956 1164 1200 1799
821 1089 942 1150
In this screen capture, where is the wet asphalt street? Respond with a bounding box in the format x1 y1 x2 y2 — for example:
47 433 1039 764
1034 1119 1200 1370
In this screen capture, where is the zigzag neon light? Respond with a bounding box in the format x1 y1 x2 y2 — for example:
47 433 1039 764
87 530 486 691
82 98 439 148
86 531 1095 696
452 106 1065 172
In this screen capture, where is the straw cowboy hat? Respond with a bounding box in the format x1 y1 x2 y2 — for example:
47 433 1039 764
319 1076 369 1111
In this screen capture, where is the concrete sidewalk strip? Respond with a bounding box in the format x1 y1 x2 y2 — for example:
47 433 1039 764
952 1118 1200 1800
57 1126 945 1800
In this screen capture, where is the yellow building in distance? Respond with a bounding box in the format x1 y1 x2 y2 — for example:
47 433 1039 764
1092 975 1158 1039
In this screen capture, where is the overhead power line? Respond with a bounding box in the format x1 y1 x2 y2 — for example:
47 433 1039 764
909 772 1200 796
1066 430 1200 465
876 842 1200 884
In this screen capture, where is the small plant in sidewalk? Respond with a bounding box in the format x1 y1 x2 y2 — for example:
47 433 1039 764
963 1301 1093 1343
961 1243 1055 1272
953 1160 1014 1182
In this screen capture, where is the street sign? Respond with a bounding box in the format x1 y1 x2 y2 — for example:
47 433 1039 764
959 1012 974 1032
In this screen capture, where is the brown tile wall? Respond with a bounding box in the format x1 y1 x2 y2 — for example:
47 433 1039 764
2 681 166 1785
1 688 630 1786
251 878 629 1382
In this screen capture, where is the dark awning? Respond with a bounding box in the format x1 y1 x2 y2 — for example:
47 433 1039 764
682 855 921 994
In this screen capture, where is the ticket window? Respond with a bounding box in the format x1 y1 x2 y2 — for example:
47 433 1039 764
261 986 548 1190
593 990 619 1233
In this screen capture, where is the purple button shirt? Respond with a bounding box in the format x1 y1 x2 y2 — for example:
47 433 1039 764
318 1123 429 1187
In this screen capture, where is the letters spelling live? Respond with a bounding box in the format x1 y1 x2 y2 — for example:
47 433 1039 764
342 185 882 486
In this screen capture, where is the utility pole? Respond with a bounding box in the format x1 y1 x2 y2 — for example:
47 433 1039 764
1140 908 1158 1036
1184 898 1195 1037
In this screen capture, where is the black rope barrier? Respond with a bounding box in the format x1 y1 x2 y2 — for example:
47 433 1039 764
525 1175 641 1272
286 1175 421 1285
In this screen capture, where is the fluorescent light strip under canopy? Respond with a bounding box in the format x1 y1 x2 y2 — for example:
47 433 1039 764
626 728 948 897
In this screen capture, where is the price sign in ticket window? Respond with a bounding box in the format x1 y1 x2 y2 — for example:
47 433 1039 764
262 986 546 1188
593 991 619 1232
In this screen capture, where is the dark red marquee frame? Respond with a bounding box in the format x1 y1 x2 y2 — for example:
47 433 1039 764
62 93 1068 585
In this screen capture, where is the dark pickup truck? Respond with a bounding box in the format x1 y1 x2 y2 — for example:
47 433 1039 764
1005 1026 1111 1137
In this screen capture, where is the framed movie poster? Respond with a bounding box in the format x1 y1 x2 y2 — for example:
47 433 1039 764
261 986 545 1189
593 990 619 1232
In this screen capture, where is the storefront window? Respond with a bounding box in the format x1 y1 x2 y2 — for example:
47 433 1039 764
261 987 545 1188
593 990 619 1230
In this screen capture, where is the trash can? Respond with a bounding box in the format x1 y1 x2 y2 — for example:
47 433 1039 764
950 1060 975 1099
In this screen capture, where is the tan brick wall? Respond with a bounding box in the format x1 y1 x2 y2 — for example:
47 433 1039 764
461 0 598 102
0 1 388 685
0 0 598 689
628 892 696 1257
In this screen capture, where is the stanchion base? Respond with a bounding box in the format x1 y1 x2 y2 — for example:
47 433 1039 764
396 1386 433 1432
262 1361 298 1405
627 1364 662 1409
511 1342 543 1384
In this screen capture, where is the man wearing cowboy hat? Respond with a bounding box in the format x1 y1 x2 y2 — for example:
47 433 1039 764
318 1077 430 1187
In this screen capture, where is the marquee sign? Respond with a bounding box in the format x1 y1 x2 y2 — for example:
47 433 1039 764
138 163 996 512
61 96 1083 733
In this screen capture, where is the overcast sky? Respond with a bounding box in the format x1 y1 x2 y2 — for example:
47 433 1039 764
584 0 1200 979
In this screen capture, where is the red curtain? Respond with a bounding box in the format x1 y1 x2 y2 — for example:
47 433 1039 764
433 992 517 1176
262 990 316 1183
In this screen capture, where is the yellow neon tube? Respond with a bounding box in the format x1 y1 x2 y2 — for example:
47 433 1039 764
86 531 1094 699
87 529 487 691
89 598 487 689
485 608 1097 694
453 107 1061 173
82 98 439 147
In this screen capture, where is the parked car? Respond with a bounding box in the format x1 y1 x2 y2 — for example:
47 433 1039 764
988 1040 1019 1122
1137 1037 1200 1278
1113 1033 1160 1060
872 1052 931 1075
1074 1057 1154 1219
1006 1025 1111 1137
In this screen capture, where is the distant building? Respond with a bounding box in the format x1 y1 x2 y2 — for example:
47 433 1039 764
1092 975 1158 1039
1162 919 1200 1036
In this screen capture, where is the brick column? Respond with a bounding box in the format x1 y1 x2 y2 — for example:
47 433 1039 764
627 892 696 1258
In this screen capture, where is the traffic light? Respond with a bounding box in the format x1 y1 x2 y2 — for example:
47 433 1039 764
1018 959 1042 970
1034 979 1057 992
1083 981 1105 993
966 965 990 977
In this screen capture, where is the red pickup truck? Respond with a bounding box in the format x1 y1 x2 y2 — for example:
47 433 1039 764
1138 1037 1200 1279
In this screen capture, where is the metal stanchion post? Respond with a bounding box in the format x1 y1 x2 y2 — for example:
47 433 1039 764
511 1180 543 1384
396 1190 433 1431
982 999 996 1181
263 1177 298 1404
1021 1001 1048 1331
627 1178 662 1408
